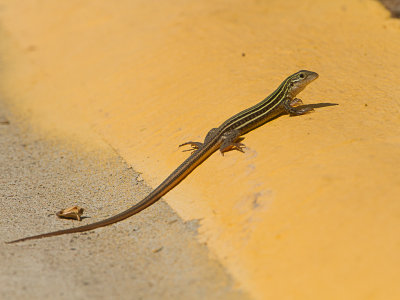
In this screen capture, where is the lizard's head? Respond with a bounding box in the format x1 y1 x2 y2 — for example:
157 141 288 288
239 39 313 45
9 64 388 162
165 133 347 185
287 70 319 98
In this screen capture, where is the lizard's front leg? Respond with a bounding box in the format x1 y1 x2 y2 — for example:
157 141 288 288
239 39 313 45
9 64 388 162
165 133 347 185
289 98 303 107
284 98 314 116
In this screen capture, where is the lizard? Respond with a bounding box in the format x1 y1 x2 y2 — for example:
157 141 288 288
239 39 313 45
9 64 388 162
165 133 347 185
7 70 318 244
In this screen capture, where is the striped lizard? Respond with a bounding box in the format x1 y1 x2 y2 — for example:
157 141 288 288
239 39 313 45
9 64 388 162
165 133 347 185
7 70 318 243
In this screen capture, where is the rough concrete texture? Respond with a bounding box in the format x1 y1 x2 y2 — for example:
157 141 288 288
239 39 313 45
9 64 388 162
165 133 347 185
0 102 248 299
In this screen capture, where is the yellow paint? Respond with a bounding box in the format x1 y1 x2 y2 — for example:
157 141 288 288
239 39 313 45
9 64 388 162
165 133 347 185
1 0 400 299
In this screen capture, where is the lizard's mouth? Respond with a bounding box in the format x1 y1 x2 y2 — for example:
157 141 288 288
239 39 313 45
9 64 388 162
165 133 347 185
307 71 319 82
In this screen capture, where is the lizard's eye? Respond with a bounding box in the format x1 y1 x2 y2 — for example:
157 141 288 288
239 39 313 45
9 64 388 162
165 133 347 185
289 82 294 87
299 73 305 79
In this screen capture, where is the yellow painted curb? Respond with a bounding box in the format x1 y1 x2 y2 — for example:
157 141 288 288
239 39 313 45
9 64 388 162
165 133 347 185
1 1 399 299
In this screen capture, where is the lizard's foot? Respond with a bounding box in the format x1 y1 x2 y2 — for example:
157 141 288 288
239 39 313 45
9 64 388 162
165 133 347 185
179 141 203 153
289 106 314 116
220 142 246 156
284 98 314 116
289 98 303 107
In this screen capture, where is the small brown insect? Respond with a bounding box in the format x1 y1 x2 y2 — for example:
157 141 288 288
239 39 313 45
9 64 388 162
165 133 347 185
56 206 84 221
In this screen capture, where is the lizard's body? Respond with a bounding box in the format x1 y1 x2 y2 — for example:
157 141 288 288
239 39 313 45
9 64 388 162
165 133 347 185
8 70 318 244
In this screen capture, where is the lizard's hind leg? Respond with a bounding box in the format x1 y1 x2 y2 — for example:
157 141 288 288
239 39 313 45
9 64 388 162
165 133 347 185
219 129 245 155
179 128 219 153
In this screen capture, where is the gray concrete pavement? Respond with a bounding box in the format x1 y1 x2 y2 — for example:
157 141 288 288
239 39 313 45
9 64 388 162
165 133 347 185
0 101 248 300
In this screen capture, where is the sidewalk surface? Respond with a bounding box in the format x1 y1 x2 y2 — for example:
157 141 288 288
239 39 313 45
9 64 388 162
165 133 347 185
0 102 247 299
